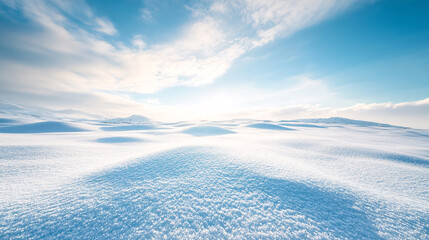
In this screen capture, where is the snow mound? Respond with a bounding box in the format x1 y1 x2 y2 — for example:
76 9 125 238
100 124 157 131
95 137 143 143
247 123 294 131
0 118 18 124
104 115 151 124
182 126 235 136
0 121 86 133
171 123 194 127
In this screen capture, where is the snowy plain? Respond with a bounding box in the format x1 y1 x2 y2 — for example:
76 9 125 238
0 111 428 239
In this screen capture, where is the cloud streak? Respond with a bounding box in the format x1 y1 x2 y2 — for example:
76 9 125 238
0 0 361 96
94 18 117 35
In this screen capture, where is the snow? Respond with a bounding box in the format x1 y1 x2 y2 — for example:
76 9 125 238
295 117 402 128
247 123 295 131
279 123 326 128
104 115 152 124
182 126 235 136
0 118 18 124
0 121 87 133
100 124 158 131
0 116 428 239
95 137 143 143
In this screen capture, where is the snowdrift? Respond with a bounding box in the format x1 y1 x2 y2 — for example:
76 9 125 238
182 126 235 136
0 118 18 124
247 123 295 131
0 121 86 133
95 137 143 143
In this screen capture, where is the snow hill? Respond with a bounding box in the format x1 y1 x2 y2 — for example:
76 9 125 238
0 121 87 133
182 126 235 136
0 103 102 121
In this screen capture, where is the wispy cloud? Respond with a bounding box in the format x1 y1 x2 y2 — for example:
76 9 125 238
132 34 146 50
240 0 356 46
94 18 117 35
0 0 366 117
140 8 153 22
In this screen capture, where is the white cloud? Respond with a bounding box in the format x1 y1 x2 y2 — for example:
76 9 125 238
143 98 160 105
141 8 153 22
95 18 117 35
132 35 146 49
0 0 377 121
0 0 362 92
239 0 358 46
209 1 227 14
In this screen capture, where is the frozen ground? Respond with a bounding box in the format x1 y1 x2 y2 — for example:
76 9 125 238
0 115 428 239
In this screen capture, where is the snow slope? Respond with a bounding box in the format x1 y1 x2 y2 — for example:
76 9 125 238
95 137 143 143
182 126 235 136
0 117 428 239
247 123 295 131
0 121 87 133
100 124 158 131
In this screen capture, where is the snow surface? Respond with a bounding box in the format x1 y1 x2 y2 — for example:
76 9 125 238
0 116 428 239
0 121 87 133
95 137 143 143
182 126 235 136
100 124 158 131
247 123 295 131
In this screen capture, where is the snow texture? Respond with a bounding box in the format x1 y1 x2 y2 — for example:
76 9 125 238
0 116 428 239
0 121 86 133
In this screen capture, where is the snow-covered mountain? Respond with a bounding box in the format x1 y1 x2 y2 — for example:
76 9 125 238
292 117 404 128
0 103 60 122
0 103 102 122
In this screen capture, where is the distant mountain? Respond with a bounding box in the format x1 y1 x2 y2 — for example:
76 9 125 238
0 103 58 121
0 103 153 125
52 109 103 120
104 115 152 124
292 117 405 128
0 103 102 121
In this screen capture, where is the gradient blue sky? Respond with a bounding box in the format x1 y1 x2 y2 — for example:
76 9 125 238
0 0 428 127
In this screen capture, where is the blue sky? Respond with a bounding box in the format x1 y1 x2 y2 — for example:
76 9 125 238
0 0 428 127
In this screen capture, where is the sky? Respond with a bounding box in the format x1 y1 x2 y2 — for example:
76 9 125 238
0 0 428 128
